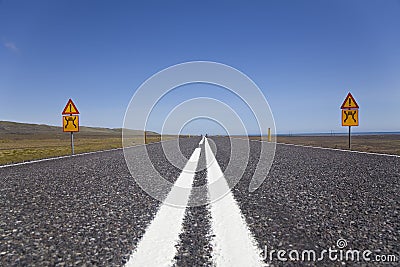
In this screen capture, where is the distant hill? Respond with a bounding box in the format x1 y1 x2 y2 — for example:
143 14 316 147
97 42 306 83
0 121 158 136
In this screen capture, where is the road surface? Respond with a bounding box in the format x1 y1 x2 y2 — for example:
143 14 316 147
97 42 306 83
0 137 399 266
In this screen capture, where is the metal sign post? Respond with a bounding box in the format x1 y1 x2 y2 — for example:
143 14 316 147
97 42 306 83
71 132 75 155
348 126 351 150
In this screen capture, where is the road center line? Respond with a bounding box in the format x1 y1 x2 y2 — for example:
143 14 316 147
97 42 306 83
204 138 265 267
125 144 202 267
199 136 205 145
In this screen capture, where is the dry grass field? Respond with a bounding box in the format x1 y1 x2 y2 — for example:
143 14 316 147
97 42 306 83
0 121 176 165
0 134 121 165
0 133 178 165
0 133 184 165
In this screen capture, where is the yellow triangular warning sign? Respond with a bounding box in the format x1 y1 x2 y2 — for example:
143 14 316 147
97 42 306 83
341 93 359 109
62 99 80 114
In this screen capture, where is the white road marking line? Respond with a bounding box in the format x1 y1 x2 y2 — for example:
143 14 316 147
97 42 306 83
0 147 123 169
204 138 265 267
277 142 400 158
125 145 202 267
231 137 400 158
199 136 205 145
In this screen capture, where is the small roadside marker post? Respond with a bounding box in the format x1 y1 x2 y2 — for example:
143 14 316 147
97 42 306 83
340 92 359 150
62 99 80 155
268 128 272 142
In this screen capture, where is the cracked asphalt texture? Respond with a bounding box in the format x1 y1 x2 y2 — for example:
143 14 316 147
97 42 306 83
213 137 399 266
1 136 398 266
0 138 199 266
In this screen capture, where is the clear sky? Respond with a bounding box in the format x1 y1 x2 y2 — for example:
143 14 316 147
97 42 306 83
1 0 399 134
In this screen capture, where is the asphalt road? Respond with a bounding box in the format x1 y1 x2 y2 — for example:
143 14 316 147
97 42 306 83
0 137 399 266
214 137 399 266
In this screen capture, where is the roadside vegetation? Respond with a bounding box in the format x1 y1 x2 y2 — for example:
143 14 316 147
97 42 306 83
0 121 167 165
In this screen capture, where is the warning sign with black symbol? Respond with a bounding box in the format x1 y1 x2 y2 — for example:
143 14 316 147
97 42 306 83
62 99 80 115
63 115 80 132
341 93 359 109
342 109 359 126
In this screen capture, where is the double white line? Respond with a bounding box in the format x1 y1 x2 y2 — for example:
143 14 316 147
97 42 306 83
126 137 264 267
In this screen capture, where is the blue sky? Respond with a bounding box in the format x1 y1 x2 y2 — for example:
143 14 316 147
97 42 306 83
1 0 399 134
